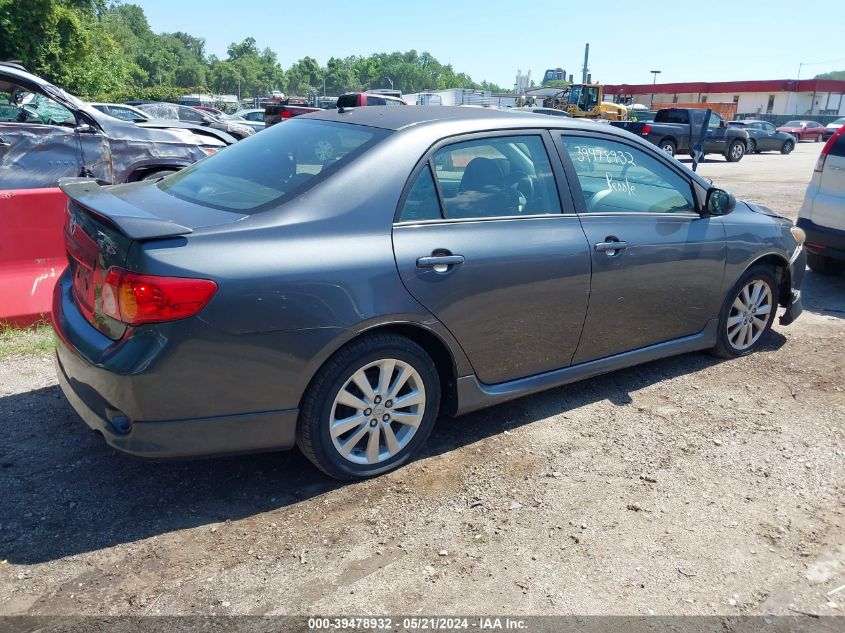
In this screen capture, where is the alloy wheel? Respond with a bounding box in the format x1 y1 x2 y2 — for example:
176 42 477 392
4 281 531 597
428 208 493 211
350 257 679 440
730 142 744 161
329 359 426 465
727 279 772 351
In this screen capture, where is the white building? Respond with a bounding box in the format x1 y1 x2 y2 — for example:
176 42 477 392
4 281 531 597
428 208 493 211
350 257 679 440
515 69 532 94
603 79 845 117
402 88 516 108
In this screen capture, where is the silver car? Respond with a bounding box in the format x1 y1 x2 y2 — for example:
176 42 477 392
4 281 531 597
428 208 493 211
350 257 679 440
798 127 845 275
227 108 266 132
137 102 255 140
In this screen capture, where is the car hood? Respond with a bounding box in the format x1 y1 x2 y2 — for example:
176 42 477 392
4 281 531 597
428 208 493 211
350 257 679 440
745 201 792 224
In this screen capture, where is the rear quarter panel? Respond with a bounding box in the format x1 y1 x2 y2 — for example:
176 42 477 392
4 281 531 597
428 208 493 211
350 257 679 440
128 131 478 409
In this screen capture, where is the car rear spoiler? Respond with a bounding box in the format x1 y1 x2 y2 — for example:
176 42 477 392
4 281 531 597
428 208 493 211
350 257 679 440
58 178 192 240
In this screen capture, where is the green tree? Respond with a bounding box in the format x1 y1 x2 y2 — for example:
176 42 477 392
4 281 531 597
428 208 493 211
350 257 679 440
286 56 323 95
816 70 845 81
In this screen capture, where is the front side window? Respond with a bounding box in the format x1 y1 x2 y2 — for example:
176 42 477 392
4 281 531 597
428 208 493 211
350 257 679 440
561 135 697 214
366 96 386 106
159 119 389 213
430 135 561 219
708 114 723 129
107 106 140 122
0 82 74 125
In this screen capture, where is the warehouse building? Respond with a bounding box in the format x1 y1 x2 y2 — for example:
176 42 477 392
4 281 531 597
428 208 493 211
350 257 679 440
603 79 845 119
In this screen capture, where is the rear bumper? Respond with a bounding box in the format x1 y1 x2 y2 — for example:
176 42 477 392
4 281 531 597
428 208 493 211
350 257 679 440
55 345 298 458
52 272 300 459
797 217 845 261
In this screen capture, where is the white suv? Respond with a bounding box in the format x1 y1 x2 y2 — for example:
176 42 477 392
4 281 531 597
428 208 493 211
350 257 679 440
798 126 845 275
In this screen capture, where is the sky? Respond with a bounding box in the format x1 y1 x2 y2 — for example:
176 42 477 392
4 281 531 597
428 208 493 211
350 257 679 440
138 0 845 89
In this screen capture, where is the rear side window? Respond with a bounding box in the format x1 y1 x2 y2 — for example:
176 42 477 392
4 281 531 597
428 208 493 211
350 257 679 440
431 135 561 219
398 165 441 222
337 95 358 108
366 96 386 106
159 119 390 213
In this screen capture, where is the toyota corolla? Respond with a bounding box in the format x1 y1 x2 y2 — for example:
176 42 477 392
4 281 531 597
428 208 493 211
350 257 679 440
53 106 806 479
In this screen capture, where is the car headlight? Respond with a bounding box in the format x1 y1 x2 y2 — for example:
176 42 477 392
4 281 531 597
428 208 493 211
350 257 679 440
790 226 806 245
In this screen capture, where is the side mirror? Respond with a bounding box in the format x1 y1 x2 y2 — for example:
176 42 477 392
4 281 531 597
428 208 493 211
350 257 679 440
719 120 726 128
705 187 735 216
75 123 95 134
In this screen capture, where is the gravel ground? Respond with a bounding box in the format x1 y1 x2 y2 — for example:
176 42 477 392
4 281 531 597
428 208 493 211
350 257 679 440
0 141 843 618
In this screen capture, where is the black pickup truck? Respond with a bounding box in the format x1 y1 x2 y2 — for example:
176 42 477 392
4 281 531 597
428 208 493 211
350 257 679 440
610 108 750 162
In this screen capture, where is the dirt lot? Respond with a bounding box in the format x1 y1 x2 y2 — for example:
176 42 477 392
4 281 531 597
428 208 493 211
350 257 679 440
1 141 843 618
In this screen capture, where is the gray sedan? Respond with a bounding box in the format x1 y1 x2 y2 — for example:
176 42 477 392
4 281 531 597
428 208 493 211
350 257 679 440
53 107 806 479
728 120 796 154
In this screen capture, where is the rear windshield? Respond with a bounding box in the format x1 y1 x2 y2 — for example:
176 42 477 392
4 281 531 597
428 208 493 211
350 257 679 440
655 110 688 124
158 119 389 213
337 94 358 108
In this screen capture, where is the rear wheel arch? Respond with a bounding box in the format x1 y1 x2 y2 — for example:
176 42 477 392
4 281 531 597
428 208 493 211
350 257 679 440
300 322 460 418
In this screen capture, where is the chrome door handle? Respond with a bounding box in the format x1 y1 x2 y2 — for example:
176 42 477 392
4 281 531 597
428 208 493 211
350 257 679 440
416 254 465 268
595 241 628 253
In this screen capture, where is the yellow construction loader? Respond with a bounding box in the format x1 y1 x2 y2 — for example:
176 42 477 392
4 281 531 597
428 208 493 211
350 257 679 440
550 83 627 121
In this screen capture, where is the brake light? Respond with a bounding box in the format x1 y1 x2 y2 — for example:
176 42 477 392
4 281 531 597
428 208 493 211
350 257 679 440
641 124 652 136
281 110 293 119
102 268 217 326
815 125 845 172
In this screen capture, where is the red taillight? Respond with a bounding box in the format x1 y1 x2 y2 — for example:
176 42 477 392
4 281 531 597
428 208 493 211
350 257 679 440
815 125 845 172
641 124 652 136
102 268 217 326
280 110 293 119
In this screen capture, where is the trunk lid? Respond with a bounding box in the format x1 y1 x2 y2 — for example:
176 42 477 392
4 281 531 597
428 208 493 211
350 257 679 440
59 177 245 339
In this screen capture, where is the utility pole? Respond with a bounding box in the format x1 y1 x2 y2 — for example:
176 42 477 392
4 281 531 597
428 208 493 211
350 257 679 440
581 43 589 84
650 70 661 108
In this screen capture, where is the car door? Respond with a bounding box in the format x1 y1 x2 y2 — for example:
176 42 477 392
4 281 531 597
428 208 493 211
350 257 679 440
0 84 82 189
704 113 728 153
392 131 592 385
756 122 772 150
553 132 726 364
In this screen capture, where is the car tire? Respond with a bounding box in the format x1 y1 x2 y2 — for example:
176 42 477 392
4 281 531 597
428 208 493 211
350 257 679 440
297 333 441 480
711 265 780 359
807 251 845 276
141 169 178 181
726 140 745 162
781 140 794 154
659 139 676 156
747 139 756 154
